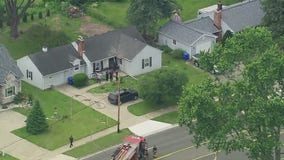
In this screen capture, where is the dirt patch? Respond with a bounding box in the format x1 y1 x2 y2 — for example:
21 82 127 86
79 16 113 37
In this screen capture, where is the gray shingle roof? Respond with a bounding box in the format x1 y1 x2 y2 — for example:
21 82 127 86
221 0 264 32
159 20 212 45
0 44 23 84
184 16 220 34
81 27 147 62
29 44 83 76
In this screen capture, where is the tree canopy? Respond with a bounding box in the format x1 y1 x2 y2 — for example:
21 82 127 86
199 27 274 74
4 0 35 38
127 0 178 37
179 45 284 160
261 0 284 37
139 68 188 104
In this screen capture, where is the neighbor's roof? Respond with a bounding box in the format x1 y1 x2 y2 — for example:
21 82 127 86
0 44 23 84
221 0 264 32
29 44 84 76
83 26 147 62
184 16 220 34
160 20 215 45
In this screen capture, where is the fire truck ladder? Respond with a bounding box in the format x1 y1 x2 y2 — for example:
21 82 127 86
112 144 132 160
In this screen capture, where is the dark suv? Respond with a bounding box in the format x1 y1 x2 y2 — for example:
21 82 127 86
108 88 138 105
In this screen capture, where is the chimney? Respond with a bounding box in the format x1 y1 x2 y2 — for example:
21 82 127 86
77 35 85 57
42 46 48 52
214 10 222 30
172 12 182 23
217 1 223 11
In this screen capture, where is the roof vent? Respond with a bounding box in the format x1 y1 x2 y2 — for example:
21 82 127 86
42 46 48 52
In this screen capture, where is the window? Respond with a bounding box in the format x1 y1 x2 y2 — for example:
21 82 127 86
26 70 33 80
173 39 176 45
142 57 152 69
119 58 122 64
5 86 15 97
74 64 80 71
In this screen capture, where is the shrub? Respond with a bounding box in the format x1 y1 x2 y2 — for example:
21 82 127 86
23 14 28 23
38 12 43 19
46 9 50 17
171 49 184 59
30 13 34 21
159 45 172 54
26 101 48 135
2 105 8 109
73 73 88 87
13 92 25 104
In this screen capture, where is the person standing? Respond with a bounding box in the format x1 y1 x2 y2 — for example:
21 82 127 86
69 135 74 148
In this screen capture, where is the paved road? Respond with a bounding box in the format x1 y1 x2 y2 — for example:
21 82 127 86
84 126 284 160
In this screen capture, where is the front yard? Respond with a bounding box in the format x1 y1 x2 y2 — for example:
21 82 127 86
12 82 116 150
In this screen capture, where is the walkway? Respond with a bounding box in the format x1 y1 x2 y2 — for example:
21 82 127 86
0 81 177 160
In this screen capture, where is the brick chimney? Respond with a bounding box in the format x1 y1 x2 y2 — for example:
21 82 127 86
214 1 222 41
77 35 85 57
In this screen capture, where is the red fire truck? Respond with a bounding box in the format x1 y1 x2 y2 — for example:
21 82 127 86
111 135 148 160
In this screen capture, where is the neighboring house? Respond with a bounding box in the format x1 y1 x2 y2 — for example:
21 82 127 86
17 26 162 90
158 17 219 58
0 44 23 104
198 0 264 35
158 0 264 58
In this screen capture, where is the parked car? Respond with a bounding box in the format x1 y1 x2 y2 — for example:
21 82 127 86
108 88 138 105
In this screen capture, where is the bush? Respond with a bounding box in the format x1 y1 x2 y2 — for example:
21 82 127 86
30 13 34 21
159 45 172 54
46 9 50 17
13 92 25 104
171 49 184 59
2 105 8 109
23 14 28 23
73 73 88 87
26 101 48 135
38 12 43 19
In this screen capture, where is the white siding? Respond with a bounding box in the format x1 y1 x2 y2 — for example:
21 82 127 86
158 34 192 55
124 46 162 76
194 36 216 54
17 56 44 89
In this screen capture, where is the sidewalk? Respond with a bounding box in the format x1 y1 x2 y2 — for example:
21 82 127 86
0 82 177 160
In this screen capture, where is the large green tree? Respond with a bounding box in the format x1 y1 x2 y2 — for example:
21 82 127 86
261 0 284 37
4 0 35 38
139 68 187 104
199 27 273 75
26 100 48 135
178 45 284 160
127 0 178 37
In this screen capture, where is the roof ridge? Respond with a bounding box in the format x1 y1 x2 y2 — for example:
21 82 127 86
222 0 258 11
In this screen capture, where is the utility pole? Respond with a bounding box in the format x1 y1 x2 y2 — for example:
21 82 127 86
117 74 121 133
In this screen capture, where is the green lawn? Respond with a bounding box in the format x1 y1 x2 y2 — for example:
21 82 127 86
0 153 18 160
152 111 178 124
64 128 132 158
12 82 116 150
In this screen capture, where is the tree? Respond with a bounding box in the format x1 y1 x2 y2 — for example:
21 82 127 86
4 0 35 38
261 0 284 37
139 68 188 104
178 45 284 160
127 0 178 38
199 27 273 74
26 100 48 135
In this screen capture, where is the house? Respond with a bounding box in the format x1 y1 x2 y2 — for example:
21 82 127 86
158 0 264 58
17 26 162 90
0 44 23 104
198 0 264 35
158 16 219 58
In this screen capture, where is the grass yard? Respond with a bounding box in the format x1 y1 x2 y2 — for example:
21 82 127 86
64 128 132 158
0 153 18 160
12 82 116 150
152 111 178 124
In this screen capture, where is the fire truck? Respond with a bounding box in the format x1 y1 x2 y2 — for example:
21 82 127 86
111 135 148 160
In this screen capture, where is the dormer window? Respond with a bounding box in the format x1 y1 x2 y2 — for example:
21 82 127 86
74 64 80 71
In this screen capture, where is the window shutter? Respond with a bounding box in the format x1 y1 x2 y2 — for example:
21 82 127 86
142 59 144 69
31 72 33 80
26 70 28 78
150 57 152 67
